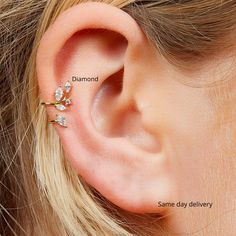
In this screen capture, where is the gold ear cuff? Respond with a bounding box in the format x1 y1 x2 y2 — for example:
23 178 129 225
41 80 72 127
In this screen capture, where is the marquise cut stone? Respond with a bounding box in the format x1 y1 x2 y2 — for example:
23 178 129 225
56 115 67 127
55 86 64 101
55 104 66 111
65 81 72 93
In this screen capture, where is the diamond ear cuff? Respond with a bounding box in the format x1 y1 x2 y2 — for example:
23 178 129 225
41 80 72 127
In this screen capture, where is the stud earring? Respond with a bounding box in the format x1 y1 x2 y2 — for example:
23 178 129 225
41 80 72 127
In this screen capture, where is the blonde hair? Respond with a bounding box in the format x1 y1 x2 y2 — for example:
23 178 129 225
1 0 236 235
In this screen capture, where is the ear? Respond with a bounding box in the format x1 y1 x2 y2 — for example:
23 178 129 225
36 2 176 213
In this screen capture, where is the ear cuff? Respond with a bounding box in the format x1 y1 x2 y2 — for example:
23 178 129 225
41 80 72 127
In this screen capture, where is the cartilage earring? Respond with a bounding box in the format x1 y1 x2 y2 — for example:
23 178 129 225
41 80 72 111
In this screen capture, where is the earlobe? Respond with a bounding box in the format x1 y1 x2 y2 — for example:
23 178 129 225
36 2 176 213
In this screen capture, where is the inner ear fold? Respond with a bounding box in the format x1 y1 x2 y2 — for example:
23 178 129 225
55 29 128 80
91 68 124 136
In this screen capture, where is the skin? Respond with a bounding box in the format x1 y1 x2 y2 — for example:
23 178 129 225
36 2 236 235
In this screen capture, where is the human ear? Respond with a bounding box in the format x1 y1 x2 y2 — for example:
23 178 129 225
36 2 176 213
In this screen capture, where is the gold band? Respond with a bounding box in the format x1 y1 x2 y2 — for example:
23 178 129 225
41 101 61 105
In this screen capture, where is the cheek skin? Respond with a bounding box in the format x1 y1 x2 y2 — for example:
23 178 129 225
141 75 215 196
138 67 236 233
